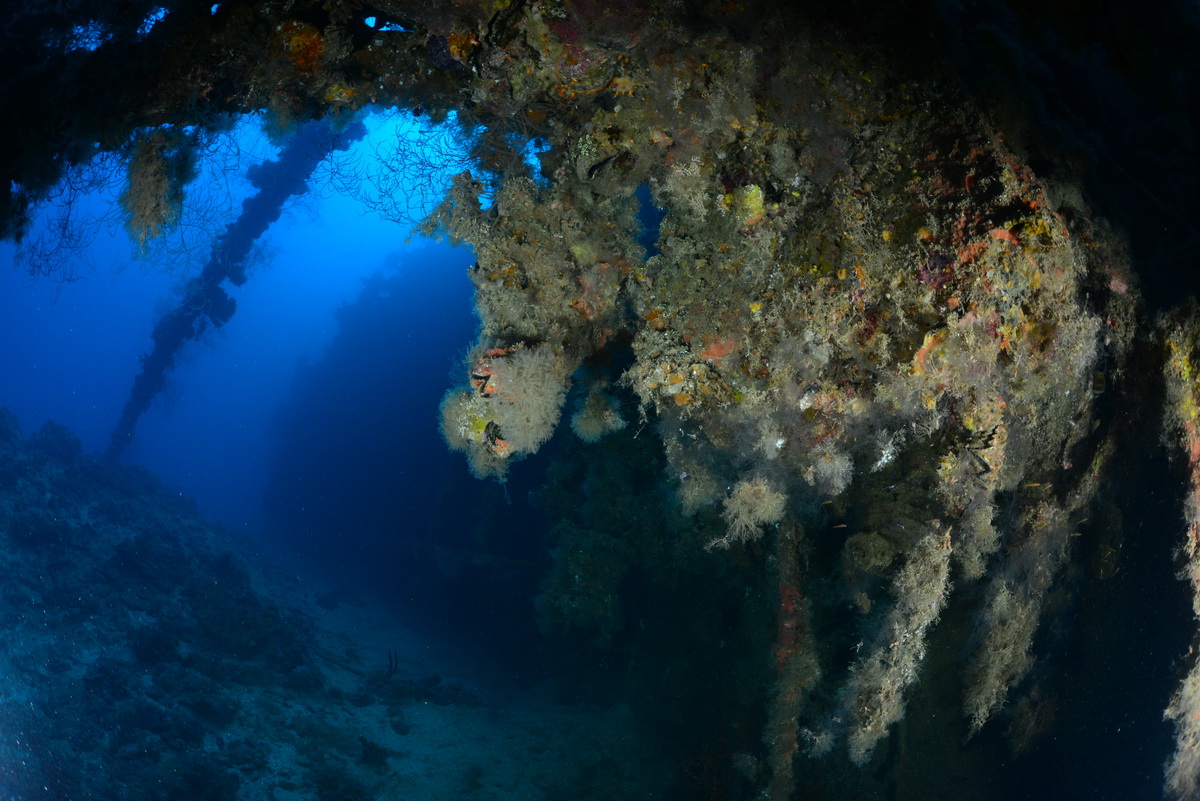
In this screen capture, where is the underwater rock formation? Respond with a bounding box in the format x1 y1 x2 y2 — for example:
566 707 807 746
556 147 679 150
0 410 665 799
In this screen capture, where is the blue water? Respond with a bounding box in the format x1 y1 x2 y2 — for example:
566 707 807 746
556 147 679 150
0 113 475 534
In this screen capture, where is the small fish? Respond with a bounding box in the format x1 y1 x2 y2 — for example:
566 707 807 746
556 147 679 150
587 154 618 180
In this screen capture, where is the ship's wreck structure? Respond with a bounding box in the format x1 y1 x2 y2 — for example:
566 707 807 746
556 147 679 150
4 0 1200 798
427 7 1145 794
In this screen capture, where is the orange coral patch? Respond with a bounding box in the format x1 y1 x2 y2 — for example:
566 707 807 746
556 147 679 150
699 338 737 361
989 227 1020 246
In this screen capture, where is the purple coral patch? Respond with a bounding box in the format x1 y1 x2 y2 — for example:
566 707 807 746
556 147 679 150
919 250 955 290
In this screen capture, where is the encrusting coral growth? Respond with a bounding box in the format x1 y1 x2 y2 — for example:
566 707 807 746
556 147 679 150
570 385 626 443
419 6 1139 791
119 128 199 253
376 4 1168 796
440 342 572 477
712 477 787 549
844 526 952 763
1162 307 1200 799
